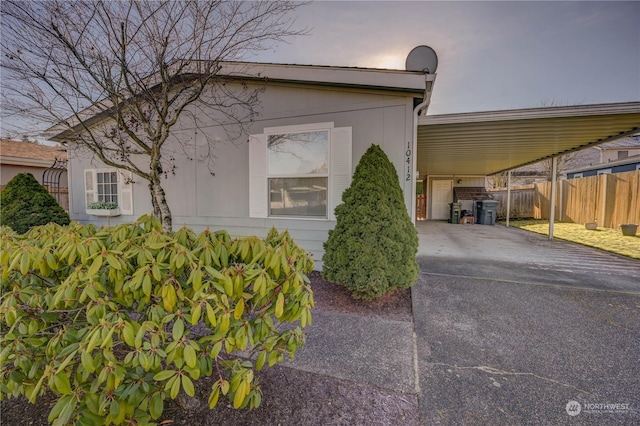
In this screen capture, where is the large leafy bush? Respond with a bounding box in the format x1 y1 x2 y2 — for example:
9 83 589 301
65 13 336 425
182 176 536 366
0 216 314 425
322 144 418 300
0 173 70 234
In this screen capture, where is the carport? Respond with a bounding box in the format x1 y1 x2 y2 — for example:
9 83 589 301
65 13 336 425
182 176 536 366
415 101 640 237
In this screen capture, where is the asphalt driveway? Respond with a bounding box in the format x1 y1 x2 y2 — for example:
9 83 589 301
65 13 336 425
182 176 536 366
413 222 640 424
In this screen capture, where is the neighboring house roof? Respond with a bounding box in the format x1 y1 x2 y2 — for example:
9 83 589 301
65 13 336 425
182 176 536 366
565 153 640 175
0 139 67 168
597 134 640 150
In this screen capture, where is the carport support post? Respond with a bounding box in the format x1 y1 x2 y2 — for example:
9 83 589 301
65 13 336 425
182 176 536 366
548 156 557 240
506 170 512 227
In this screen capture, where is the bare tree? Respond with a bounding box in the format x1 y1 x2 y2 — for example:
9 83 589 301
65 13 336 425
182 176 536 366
1 0 306 230
540 152 582 181
488 151 583 188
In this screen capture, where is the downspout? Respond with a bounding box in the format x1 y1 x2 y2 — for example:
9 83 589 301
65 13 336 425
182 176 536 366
411 73 436 224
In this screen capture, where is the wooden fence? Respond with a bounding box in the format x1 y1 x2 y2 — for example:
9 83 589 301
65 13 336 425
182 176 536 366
416 194 426 220
489 170 640 229
488 185 535 219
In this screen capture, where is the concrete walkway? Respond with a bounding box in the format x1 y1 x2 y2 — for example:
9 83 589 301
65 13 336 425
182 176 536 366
287 222 640 424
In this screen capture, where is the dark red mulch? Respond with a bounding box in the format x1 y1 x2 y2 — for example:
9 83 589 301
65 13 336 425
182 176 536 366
308 271 414 322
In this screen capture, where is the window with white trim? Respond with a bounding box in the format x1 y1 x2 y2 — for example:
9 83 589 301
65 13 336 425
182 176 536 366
96 170 119 204
84 168 134 214
597 169 612 175
249 122 352 220
268 130 329 217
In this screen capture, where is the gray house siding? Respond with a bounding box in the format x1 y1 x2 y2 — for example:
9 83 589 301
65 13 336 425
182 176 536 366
567 161 640 178
67 81 418 268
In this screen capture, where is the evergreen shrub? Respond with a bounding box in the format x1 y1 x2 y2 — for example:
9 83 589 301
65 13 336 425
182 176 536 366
0 215 314 424
0 173 70 234
322 144 418 300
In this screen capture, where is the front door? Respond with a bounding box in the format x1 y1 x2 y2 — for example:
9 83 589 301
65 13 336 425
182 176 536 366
431 179 453 220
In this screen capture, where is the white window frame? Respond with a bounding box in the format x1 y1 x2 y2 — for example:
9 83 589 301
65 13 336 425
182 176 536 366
572 172 583 178
266 127 330 219
84 168 134 215
249 122 352 221
597 169 612 175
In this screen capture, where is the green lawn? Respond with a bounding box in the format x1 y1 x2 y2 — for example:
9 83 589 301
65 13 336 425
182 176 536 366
502 220 640 260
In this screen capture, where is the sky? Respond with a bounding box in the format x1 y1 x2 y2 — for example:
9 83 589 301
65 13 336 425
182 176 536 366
1 0 638 138
253 0 640 115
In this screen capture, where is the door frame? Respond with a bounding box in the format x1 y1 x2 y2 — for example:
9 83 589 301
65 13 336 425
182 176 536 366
429 178 453 220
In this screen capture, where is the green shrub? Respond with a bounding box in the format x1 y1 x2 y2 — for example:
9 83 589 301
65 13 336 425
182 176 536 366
0 173 70 234
322 144 418 300
0 215 314 425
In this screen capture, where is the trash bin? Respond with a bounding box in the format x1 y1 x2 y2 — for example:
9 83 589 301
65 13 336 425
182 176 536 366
476 200 499 225
449 202 461 224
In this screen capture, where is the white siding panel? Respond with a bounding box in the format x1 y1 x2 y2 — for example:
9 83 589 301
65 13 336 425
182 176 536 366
329 127 352 221
119 170 134 215
249 133 268 218
84 170 95 207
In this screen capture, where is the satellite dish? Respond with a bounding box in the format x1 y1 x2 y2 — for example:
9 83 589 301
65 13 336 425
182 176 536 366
405 45 438 73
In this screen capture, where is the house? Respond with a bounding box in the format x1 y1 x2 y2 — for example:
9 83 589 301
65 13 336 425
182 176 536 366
46 58 640 261
566 155 640 178
49 62 434 266
598 134 640 162
566 135 640 178
0 139 68 209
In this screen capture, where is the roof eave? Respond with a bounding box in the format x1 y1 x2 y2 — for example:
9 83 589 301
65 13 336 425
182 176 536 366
46 61 429 141
0 156 56 168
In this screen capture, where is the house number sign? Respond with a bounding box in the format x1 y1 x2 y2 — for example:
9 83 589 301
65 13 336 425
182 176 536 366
405 141 412 181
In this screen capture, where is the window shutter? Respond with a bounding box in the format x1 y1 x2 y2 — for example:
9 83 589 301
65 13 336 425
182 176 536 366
329 127 352 221
249 133 268 218
84 170 96 208
119 170 134 215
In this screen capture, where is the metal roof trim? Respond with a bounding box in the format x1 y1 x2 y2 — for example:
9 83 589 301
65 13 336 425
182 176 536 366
419 102 640 126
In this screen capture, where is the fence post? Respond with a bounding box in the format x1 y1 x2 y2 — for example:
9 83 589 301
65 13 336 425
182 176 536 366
558 179 563 222
549 157 557 240
506 170 512 227
599 173 608 226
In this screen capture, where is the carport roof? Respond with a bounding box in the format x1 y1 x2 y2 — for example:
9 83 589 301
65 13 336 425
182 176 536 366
417 102 640 177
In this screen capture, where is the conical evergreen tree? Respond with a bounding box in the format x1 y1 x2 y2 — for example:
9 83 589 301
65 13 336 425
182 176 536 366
0 173 70 234
322 144 418 300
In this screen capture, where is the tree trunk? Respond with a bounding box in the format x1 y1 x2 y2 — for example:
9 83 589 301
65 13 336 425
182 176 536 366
149 179 172 232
